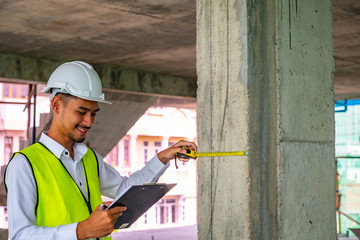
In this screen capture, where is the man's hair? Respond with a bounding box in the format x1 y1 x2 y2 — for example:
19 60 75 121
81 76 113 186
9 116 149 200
56 93 77 107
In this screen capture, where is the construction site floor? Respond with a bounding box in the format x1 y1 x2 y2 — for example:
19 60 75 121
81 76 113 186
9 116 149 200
338 234 359 240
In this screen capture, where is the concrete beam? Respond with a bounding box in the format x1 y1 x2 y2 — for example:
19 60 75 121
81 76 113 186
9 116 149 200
0 52 197 98
85 92 157 157
197 0 335 239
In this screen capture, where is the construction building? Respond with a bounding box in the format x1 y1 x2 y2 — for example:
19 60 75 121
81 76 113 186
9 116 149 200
0 0 360 239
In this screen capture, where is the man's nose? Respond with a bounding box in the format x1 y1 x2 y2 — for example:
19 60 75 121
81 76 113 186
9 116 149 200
82 113 94 127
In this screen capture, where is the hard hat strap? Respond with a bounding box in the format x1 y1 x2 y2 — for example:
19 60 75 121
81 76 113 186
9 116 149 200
49 88 69 101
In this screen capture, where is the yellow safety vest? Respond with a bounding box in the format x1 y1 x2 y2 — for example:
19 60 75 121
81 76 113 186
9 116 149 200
16 143 111 240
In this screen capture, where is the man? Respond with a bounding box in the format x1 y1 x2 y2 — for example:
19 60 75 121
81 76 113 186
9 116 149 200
4 61 197 240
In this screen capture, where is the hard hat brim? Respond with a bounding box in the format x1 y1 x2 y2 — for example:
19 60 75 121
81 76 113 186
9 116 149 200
42 87 112 104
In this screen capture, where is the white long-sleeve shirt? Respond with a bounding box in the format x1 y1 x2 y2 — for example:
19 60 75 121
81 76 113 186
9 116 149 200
5 133 169 240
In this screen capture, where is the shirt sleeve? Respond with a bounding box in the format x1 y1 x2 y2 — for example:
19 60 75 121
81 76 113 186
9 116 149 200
5 154 78 240
97 153 169 199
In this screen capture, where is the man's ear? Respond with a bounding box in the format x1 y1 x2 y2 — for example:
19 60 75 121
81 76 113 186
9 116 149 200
51 96 62 113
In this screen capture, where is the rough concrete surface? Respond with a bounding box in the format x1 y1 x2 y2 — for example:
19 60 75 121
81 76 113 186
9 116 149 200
0 53 197 98
196 0 250 239
280 142 335 239
278 0 335 142
0 0 196 78
0 0 358 99
276 0 336 239
197 0 335 239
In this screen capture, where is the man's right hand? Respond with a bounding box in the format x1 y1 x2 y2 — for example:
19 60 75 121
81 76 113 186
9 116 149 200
76 202 126 239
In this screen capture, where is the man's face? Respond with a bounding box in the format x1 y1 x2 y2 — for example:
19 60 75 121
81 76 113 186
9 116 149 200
59 97 100 143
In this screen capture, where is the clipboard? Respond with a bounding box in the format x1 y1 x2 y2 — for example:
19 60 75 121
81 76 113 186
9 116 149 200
106 183 176 229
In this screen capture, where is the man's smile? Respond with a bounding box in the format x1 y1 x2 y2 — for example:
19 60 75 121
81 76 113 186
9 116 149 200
76 125 90 135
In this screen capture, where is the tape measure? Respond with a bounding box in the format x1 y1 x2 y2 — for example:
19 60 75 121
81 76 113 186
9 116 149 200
174 147 248 169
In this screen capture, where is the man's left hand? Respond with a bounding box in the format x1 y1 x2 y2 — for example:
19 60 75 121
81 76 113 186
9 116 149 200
157 140 197 165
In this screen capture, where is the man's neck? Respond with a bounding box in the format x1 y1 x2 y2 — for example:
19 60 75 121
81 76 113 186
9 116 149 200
47 130 74 159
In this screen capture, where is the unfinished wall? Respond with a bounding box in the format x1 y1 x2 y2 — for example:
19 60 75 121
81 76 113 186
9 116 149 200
196 0 335 239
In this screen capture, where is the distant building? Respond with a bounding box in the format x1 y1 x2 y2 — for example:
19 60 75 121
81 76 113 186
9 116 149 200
335 101 360 234
104 106 197 230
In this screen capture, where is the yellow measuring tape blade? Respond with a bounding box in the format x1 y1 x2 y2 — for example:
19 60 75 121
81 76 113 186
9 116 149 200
174 148 248 169
195 151 248 157
177 147 249 159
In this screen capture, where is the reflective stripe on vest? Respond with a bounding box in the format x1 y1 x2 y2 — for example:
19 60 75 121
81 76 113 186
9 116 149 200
19 143 111 240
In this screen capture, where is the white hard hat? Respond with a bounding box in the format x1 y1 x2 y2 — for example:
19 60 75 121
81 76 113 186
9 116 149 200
42 61 111 104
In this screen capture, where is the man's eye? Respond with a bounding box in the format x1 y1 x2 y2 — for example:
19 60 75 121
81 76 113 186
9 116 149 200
78 111 86 115
91 113 97 117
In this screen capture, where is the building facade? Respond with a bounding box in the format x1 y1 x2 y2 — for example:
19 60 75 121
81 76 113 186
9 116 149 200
104 107 197 230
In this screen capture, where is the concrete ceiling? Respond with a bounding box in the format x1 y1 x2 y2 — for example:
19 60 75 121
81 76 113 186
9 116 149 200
333 0 360 100
0 0 359 101
0 0 196 78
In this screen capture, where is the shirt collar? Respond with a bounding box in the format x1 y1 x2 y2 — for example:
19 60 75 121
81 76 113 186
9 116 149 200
39 132 88 161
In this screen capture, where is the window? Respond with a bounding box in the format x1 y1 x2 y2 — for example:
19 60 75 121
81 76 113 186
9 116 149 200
123 139 130 166
20 85 27 98
2 83 28 99
143 141 149 164
155 198 178 225
144 213 148 224
4 207 7 223
12 85 17 98
3 84 9 97
106 145 119 167
4 136 13 165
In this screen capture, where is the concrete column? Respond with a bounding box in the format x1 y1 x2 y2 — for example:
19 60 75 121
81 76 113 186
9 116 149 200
196 0 335 240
